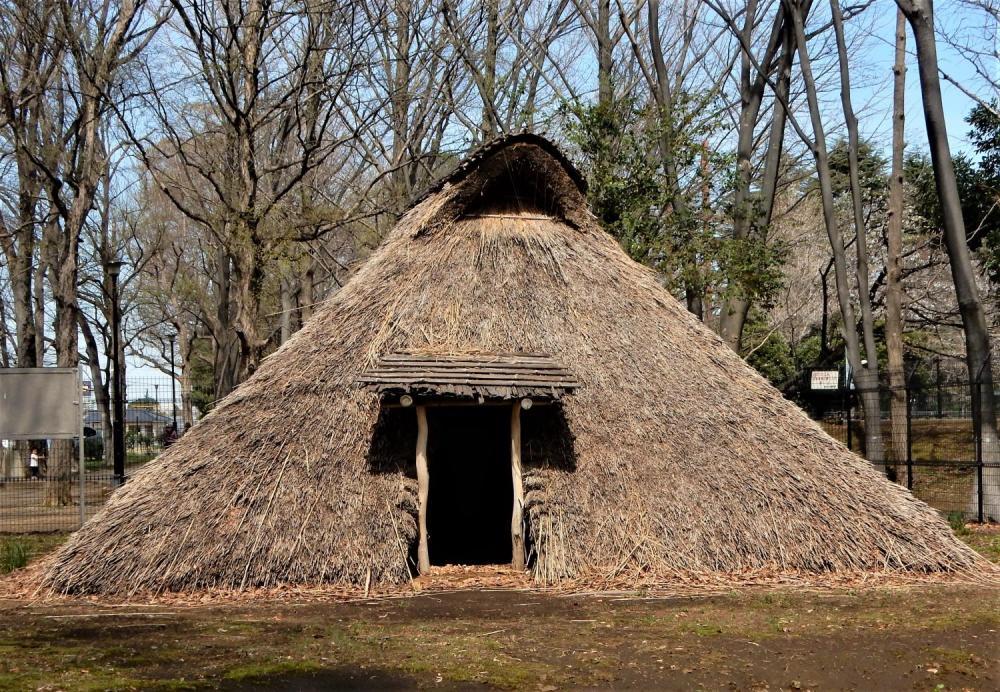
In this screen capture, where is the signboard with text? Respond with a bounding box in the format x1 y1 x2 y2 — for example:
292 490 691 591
810 370 840 391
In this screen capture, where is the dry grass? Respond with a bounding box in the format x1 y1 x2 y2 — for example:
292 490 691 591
40 135 998 596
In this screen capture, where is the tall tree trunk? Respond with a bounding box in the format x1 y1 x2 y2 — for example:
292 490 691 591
718 3 787 350
829 0 884 463
820 262 832 358
885 8 908 478
45 217 80 506
897 0 999 518
648 0 701 316
232 224 268 382
0 0 56 371
79 311 112 466
788 0 883 462
4 49 52 488
299 257 316 323
33 257 46 361
597 0 613 109
0 298 9 368
389 0 413 212
279 276 295 345
756 20 793 234
178 327 196 431
0 151 42 371
481 0 500 137
213 244 239 401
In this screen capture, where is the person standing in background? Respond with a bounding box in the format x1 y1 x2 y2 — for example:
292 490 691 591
161 423 179 448
28 448 41 479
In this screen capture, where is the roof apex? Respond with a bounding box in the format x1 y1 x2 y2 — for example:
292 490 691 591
412 132 586 208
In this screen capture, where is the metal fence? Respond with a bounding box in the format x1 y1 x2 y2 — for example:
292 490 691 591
0 377 193 533
809 376 1000 523
3 370 998 534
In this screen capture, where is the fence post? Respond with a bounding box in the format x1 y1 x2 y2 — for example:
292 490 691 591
846 391 853 451
78 367 86 529
906 377 913 490
935 358 943 418
974 380 984 523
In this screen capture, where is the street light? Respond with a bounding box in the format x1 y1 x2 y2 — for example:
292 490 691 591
105 259 126 487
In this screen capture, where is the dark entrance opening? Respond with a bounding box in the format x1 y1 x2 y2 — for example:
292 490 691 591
426 406 512 565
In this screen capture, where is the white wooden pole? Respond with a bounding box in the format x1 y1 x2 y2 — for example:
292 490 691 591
415 405 430 573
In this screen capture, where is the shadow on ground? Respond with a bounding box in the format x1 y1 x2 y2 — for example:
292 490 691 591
1 585 998 690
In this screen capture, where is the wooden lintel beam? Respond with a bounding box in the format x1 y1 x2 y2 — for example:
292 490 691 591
381 398 556 409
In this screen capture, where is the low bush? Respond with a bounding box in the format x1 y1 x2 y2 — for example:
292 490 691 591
947 511 970 535
0 539 28 573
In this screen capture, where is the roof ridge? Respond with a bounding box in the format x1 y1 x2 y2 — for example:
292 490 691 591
407 132 586 210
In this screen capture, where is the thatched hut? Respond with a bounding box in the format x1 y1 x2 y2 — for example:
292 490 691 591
45 134 984 595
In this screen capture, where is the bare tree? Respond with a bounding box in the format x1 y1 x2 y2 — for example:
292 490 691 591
365 0 462 214
885 7 908 474
571 0 620 110
123 0 382 398
896 0 1000 518
779 0 883 463
827 0 883 463
0 0 59 479
18 0 165 504
613 0 738 318
0 0 62 368
717 1 794 351
443 0 576 141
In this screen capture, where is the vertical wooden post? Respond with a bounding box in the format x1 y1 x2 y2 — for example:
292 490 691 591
510 404 525 571
415 405 430 573
78 366 86 528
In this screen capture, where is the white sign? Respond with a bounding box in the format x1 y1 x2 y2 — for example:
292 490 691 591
810 370 840 391
0 368 80 439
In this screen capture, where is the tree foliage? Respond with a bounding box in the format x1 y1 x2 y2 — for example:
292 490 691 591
564 95 785 312
904 107 1000 285
961 103 1000 281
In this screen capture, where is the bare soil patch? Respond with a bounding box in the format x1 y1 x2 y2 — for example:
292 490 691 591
1 584 997 690
0 533 998 689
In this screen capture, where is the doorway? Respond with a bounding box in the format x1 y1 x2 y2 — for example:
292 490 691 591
426 406 513 565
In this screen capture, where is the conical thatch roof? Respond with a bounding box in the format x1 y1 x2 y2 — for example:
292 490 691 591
45 134 985 595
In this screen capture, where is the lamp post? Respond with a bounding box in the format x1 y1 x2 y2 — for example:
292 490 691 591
106 260 126 487
169 333 178 429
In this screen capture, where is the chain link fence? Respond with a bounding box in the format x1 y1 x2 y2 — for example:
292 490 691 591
3 369 998 533
810 374 1000 523
0 377 194 533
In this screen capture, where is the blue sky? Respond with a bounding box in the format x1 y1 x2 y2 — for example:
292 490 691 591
115 2 996 386
851 0 995 159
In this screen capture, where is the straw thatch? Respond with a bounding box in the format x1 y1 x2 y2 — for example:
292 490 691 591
44 134 988 595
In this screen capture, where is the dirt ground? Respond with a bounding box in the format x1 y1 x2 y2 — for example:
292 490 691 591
0 583 995 690
1 529 998 691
